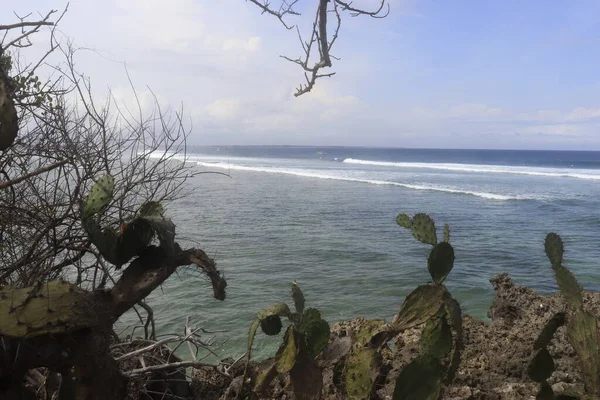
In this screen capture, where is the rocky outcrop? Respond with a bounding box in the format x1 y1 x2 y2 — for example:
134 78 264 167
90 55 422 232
192 273 600 399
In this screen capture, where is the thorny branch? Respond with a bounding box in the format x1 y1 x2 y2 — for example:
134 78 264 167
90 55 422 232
246 0 389 96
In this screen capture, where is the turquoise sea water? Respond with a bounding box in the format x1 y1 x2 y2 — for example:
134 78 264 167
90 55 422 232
116 146 600 360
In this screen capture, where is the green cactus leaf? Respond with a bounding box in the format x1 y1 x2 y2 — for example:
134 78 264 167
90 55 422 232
544 232 564 268
138 201 164 217
115 218 155 266
300 308 330 357
527 348 555 383
82 175 114 218
396 213 412 229
140 216 176 254
276 326 298 374
534 312 566 350
566 310 600 395
247 319 260 352
82 218 118 265
535 381 554 400
355 319 386 347
321 336 352 364
411 213 438 246
421 316 452 359
292 281 305 315
290 345 323 400
254 363 278 393
395 285 446 331
257 302 291 321
444 294 463 384
0 281 96 338
554 265 583 309
260 315 283 336
443 223 450 243
345 347 381 398
392 355 441 400
428 242 455 284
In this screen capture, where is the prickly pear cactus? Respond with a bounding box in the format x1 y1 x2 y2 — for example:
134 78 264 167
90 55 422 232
544 232 564 268
527 348 555 383
82 175 114 219
138 201 164 217
292 281 305 316
276 326 298 373
299 308 330 357
393 355 441 400
543 232 600 397
345 347 382 399
443 223 450 243
411 213 438 246
396 213 412 229
428 242 455 284
395 284 446 331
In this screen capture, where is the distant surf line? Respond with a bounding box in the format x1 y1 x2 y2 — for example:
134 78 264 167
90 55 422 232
343 158 600 181
193 160 519 201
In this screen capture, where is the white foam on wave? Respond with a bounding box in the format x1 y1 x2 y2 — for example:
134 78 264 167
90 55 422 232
196 161 518 201
343 158 600 181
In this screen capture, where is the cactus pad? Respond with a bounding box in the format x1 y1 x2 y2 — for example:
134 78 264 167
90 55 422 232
292 281 305 315
260 315 283 336
428 242 455 284
396 213 412 229
276 326 298 373
443 223 450 243
554 265 583 309
393 355 441 400
411 213 438 246
566 310 600 395
257 302 291 320
82 175 114 218
536 382 555 400
345 347 382 398
544 233 564 268
299 308 330 357
138 201 164 217
527 348 555 383
395 284 446 331
0 281 96 338
421 316 452 359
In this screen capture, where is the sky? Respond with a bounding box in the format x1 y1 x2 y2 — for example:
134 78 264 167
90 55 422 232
6 0 600 150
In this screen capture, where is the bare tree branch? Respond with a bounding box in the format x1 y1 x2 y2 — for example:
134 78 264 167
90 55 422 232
246 0 389 96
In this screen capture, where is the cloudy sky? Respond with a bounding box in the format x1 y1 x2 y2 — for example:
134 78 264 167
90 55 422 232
7 0 600 149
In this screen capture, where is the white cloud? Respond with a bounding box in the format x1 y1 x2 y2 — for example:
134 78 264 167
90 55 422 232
516 124 585 136
222 37 261 52
566 107 600 121
206 98 241 120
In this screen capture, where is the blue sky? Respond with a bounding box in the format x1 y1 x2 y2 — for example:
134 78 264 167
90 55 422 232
6 0 600 149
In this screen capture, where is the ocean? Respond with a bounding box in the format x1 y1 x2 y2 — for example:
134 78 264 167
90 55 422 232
118 146 600 360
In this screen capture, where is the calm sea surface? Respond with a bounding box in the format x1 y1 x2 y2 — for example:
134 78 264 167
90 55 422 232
117 146 600 360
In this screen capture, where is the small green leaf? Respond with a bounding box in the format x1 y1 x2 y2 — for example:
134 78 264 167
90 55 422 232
292 281 305 315
393 355 441 400
276 326 298 373
395 285 446 331
300 308 330 357
260 315 282 336
527 348 555 383
396 213 412 229
411 213 438 246
421 316 452 359
544 233 564 268
427 242 455 284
